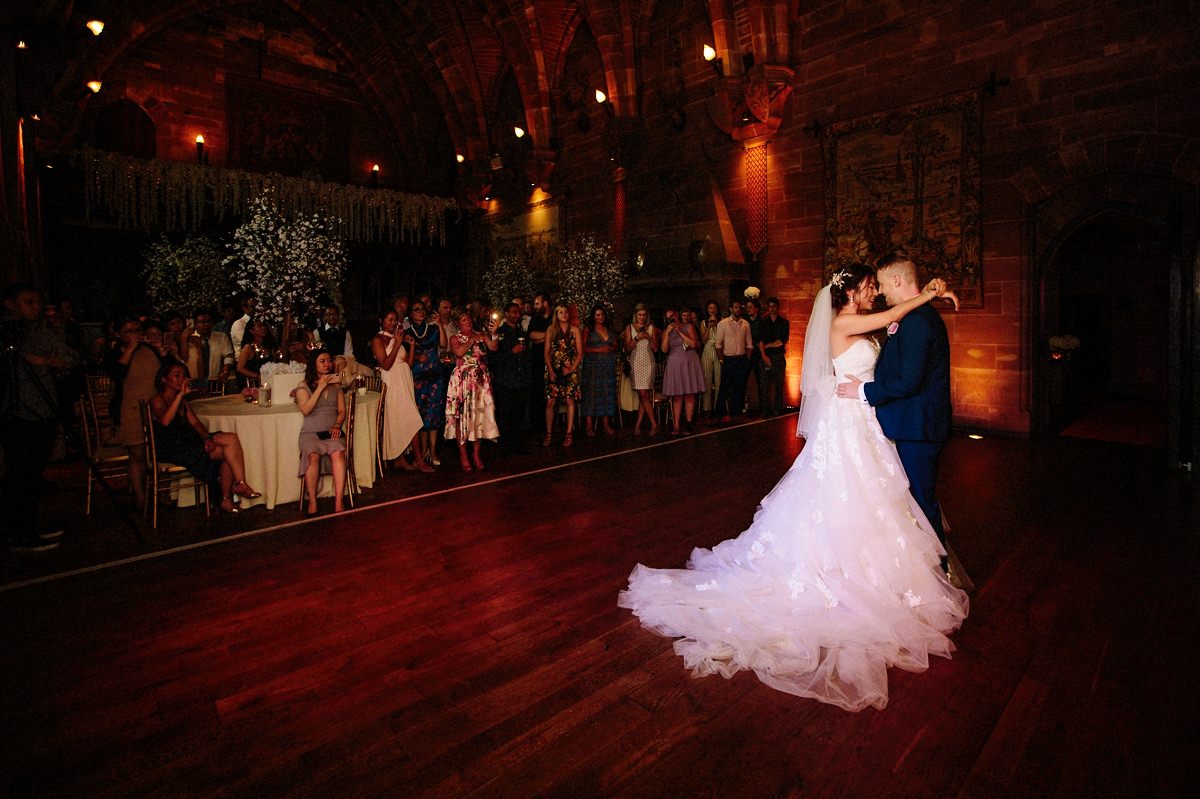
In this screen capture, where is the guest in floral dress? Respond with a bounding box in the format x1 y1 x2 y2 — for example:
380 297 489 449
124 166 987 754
699 300 723 415
408 300 447 469
580 305 617 437
445 309 499 471
542 304 583 448
622 303 659 435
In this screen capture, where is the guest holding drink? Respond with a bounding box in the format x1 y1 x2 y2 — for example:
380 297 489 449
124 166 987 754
445 308 499 471
372 310 427 471
295 349 348 516
408 300 446 469
148 361 261 514
699 300 723 415
661 307 706 435
580 304 618 437
543 304 583 447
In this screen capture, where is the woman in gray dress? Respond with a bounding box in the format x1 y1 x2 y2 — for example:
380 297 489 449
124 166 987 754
296 349 348 516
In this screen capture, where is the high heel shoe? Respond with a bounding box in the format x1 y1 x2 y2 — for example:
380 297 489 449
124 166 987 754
563 432 573 448
219 500 241 514
232 480 262 499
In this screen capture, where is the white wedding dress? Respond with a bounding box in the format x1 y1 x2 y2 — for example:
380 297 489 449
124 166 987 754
618 339 968 711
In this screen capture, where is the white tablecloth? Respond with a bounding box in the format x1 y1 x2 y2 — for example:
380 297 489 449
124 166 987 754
189 390 380 510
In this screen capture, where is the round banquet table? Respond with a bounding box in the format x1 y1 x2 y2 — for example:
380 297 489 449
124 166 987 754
187 390 380 510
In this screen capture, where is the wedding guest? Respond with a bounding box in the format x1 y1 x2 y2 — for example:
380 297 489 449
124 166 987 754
372 309 428 471
185 308 234 381
445 308 499 471
148 361 261 514
526 293 553 437
662 306 706 435
757 297 790 417
491 301 531 456
295 349 348 515
314 303 354 358
623 303 659 435
435 297 458 335
745 297 762 413
408 300 446 469
113 318 162 507
512 296 531 331
713 300 753 424
543 304 583 447
213 301 236 336
581 304 618 437
333 354 373 388
142 320 172 363
161 311 187 363
282 309 315 364
235 319 275 388
392 294 411 330
699 300 723 416
229 296 256 353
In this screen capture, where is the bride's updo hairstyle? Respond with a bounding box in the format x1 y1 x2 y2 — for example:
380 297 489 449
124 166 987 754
829 262 875 309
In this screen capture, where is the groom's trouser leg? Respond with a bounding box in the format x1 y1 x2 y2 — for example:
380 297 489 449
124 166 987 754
895 440 946 543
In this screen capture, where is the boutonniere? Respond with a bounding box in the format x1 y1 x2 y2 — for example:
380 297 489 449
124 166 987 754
887 321 900 336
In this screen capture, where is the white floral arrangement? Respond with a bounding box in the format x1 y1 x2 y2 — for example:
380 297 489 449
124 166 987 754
744 286 761 300
260 361 307 401
141 235 230 316
480 254 536 309
556 234 626 317
226 193 347 327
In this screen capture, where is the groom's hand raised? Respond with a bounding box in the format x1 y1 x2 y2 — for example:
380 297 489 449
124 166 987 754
836 374 863 399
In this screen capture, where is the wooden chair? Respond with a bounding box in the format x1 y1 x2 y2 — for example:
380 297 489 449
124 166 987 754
77 396 129 514
299 389 358 510
138 400 210 530
373 382 387 479
361 374 383 393
84 374 117 442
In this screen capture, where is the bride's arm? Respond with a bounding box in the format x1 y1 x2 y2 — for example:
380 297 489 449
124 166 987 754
832 279 950 337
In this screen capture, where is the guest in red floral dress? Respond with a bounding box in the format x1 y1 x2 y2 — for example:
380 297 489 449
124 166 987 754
445 309 499 472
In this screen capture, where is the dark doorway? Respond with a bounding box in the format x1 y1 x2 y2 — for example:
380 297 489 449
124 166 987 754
1045 211 1170 446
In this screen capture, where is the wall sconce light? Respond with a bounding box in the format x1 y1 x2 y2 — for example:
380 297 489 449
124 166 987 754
456 153 465 163
370 164 380 186
16 40 28 50
195 134 205 164
595 89 614 117
513 126 525 138
86 80 102 93
86 20 105 36
703 45 724 78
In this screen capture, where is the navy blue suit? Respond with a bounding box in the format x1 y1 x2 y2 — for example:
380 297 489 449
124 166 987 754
864 304 952 543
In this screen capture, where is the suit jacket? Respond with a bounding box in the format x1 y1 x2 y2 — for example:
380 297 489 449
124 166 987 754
864 304 951 443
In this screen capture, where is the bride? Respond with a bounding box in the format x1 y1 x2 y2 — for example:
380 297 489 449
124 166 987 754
618 263 969 711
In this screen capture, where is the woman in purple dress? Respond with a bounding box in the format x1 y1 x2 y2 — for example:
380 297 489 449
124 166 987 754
661 307 706 435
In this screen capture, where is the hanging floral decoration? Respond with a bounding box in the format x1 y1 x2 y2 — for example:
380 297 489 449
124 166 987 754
141 234 232 317
226 194 347 327
479 254 537 310
555 234 626 315
73 148 458 245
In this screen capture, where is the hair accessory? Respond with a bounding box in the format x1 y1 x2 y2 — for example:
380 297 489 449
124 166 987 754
829 269 850 289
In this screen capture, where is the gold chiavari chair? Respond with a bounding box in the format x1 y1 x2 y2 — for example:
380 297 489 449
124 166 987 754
77 396 129 514
84 374 117 443
373 382 387 479
299 388 359 510
139 400 210 529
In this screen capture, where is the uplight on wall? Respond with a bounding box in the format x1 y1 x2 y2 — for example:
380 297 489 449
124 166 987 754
513 126 525 138
195 134 205 163
86 80 102 93
455 153 465 163
86 20 105 36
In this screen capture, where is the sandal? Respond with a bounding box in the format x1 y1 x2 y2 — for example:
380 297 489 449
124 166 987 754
232 480 262 499
542 432 553 447
563 432 573 448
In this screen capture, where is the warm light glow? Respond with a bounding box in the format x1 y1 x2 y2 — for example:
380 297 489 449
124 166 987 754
31 114 41 121
372 164 380 172
968 434 984 440
513 126 525 138
195 134 205 145
16 40 28 50
86 20 106 36
455 153 465 163
703 44 717 61
86 81 102 93
595 89 607 104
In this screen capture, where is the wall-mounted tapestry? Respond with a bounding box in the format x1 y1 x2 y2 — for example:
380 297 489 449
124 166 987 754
226 77 352 183
822 91 982 307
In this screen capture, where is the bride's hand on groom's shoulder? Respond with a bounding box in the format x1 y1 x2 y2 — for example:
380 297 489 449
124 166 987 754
940 289 960 311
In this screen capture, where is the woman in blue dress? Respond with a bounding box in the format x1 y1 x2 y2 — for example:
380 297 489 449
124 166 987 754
580 305 618 436
407 300 447 469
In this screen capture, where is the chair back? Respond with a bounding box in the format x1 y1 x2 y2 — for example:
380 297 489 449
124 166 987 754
138 400 162 474
85 374 115 428
343 388 358 461
362 374 383 392
77 396 101 458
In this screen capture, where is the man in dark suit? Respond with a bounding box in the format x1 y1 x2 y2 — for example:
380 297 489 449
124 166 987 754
837 251 953 551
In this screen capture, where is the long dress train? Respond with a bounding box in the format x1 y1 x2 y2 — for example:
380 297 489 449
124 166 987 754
619 339 968 711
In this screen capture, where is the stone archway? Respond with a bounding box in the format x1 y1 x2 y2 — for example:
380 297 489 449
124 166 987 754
1031 173 1198 472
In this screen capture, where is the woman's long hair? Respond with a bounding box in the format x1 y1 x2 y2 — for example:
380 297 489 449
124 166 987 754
547 304 572 347
587 304 610 337
304 347 330 391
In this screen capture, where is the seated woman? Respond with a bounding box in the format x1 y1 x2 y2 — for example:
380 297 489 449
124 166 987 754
235 319 275 388
295 349 348 516
148 362 261 513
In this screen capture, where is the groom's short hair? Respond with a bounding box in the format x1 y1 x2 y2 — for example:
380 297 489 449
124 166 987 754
877 250 917 283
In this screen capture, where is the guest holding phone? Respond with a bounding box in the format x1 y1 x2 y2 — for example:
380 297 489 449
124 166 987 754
295 349 348 516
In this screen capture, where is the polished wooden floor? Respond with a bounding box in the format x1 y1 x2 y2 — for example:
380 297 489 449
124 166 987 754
2 417 1197 798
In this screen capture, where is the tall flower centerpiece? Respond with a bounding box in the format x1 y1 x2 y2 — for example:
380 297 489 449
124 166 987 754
141 235 230 316
226 194 347 328
479 254 537 310
556 234 625 317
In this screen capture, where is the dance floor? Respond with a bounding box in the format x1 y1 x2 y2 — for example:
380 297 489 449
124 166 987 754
2 417 1197 798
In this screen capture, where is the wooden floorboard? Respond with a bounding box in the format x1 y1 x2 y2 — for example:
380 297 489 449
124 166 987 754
2 417 1197 798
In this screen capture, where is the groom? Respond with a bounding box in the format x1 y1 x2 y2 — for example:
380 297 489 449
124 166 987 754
836 250 953 554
